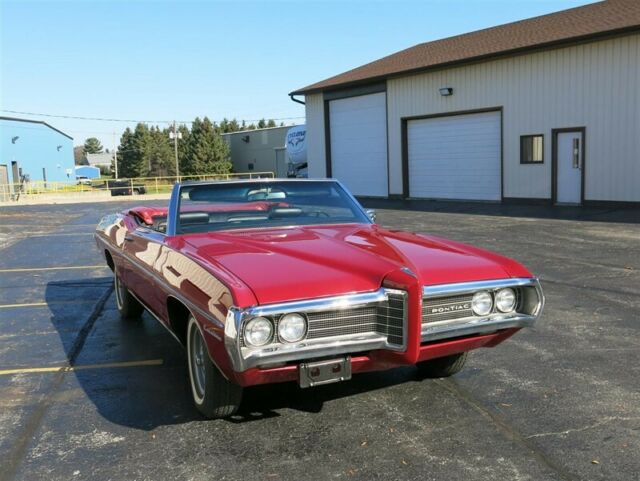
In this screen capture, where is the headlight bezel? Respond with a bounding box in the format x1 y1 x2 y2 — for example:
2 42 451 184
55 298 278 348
277 312 308 343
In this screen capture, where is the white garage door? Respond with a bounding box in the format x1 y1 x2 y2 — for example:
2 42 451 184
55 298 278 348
329 92 388 197
408 111 501 201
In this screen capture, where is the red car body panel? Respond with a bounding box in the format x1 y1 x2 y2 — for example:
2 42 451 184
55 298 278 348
182 224 525 305
96 204 537 387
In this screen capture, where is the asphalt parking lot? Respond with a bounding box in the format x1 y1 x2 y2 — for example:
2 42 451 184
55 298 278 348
0 199 638 481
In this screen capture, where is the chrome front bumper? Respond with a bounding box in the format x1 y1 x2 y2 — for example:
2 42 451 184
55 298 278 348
224 278 544 372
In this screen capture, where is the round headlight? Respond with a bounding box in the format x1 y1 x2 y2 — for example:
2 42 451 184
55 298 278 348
496 288 516 313
244 317 273 347
471 291 493 316
278 313 307 343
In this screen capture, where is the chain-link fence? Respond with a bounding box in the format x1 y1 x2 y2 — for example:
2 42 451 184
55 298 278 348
0 172 275 202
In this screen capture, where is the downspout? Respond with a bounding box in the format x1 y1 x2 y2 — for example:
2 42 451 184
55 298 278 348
289 94 305 105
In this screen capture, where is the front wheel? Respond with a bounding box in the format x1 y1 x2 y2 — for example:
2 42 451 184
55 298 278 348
416 352 468 378
114 269 143 320
187 316 242 418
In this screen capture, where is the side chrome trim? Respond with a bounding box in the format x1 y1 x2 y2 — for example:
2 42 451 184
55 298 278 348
225 288 407 372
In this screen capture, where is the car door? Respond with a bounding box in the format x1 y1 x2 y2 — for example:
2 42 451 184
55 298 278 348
122 226 166 319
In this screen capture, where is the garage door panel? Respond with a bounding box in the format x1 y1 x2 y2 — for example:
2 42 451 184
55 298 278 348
408 111 501 201
329 92 388 197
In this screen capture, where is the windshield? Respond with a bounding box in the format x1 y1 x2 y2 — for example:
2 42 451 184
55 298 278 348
175 180 370 234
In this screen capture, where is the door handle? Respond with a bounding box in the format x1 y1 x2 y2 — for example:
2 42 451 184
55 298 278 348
573 138 580 169
124 235 134 242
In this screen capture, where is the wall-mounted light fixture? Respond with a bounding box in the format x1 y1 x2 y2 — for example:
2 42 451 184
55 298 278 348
57 145 63 151
11 136 19 144
241 135 250 143
439 87 453 96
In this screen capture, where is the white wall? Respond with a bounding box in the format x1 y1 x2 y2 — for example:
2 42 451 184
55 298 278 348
223 126 289 174
387 34 640 201
305 93 327 178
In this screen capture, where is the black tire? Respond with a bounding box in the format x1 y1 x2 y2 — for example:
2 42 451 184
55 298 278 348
114 269 144 320
416 352 468 378
187 316 242 419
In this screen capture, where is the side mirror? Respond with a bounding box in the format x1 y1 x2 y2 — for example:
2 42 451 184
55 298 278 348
365 209 377 223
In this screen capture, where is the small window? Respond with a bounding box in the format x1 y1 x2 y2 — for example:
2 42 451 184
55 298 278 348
520 135 544 164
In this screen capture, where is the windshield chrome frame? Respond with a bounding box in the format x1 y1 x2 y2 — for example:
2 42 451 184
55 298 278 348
165 178 372 236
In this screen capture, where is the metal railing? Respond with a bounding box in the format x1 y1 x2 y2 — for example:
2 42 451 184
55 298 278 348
0 172 275 201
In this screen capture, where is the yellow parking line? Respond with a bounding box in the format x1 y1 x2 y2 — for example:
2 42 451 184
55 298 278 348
0 300 98 309
0 359 163 376
0 265 106 273
0 302 49 309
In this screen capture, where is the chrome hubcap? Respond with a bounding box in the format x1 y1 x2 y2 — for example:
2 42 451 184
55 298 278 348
190 326 206 398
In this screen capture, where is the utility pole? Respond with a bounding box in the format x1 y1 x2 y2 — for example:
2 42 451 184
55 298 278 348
113 131 119 179
170 121 180 181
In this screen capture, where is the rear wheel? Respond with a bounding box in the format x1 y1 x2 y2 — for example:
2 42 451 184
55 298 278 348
114 269 143 320
187 316 242 419
416 352 468 378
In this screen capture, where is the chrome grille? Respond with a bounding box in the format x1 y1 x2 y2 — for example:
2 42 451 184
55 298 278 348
307 307 378 339
422 293 474 324
422 289 523 327
240 290 406 348
380 292 406 345
306 291 406 346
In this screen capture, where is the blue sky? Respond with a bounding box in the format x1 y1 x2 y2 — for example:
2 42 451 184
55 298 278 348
1 0 595 147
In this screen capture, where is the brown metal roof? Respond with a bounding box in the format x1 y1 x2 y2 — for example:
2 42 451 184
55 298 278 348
291 0 640 95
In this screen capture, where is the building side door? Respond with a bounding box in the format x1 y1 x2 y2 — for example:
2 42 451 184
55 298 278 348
555 130 584 204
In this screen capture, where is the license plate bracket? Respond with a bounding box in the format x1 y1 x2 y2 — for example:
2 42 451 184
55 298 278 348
298 357 352 388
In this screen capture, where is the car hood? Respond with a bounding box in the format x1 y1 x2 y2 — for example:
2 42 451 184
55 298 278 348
182 224 523 305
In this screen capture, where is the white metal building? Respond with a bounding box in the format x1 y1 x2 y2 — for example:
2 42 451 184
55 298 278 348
222 126 295 177
291 0 640 206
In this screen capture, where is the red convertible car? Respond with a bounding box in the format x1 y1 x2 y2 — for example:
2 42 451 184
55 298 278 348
95 179 544 418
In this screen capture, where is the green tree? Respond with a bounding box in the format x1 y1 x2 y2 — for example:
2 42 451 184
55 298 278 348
219 118 242 133
116 125 148 178
176 124 191 176
267 119 277 128
228 119 240 132
74 146 87 165
83 137 103 154
145 126 174 177
257 118 267 129
184 117 232 175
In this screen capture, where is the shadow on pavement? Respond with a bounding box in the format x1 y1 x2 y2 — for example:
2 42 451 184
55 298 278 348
45 277 422 428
